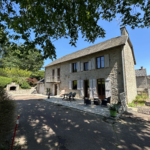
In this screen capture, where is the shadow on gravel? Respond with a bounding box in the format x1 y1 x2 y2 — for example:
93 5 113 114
13 99 150 150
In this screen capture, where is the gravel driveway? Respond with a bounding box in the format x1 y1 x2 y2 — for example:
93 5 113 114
12 95 150 150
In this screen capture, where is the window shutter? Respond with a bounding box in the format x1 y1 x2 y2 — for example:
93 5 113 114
53 84 55 95
104 54 109 67
69 81 72 89
77 80 80 90
105 78 111 98
89 79 93 98
77 62 80 72
88 61 91 70
91 58 95 70
92 79 97 97
69 64 72 73
81 62 83 71
80 80 84 97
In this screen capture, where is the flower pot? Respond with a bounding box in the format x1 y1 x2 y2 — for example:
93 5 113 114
110 110 117 117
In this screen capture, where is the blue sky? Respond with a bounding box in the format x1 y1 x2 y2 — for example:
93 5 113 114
44 19 150 75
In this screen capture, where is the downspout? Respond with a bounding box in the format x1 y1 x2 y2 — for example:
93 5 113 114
121 45 127 101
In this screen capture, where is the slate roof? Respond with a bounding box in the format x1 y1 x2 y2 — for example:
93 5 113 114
37 78 45 83
135 69 147 77
45 35 128 67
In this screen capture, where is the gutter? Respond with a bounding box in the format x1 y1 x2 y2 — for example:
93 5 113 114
121 45 126 98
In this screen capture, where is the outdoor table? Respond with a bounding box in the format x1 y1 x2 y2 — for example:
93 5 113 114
62 93 69 100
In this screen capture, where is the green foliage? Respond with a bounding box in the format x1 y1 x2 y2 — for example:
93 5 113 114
0 76 12 87
21 82 31 89
47 88 51 94
0 45 44 72
0 0 150 59
128 102 136 107
3 67 32 78
109 104 118 111
30 70 45 80
128 93 148 107
0 68 7 77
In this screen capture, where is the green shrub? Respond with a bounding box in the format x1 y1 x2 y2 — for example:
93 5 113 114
0 76 12 88
128 102 136 107
21 82 31 89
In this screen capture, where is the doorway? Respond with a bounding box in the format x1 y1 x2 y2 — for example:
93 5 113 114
84 80 89 97
97 78 105 99
55 84 57 95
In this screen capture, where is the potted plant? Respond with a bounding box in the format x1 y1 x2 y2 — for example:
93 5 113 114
47 88 51 99
109 104 118 117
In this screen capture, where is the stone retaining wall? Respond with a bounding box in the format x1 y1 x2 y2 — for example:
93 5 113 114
6 87 37 95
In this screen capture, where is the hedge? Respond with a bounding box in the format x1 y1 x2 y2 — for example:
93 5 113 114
0 76 12 88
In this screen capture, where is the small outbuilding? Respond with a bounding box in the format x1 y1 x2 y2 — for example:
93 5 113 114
37 78 45 94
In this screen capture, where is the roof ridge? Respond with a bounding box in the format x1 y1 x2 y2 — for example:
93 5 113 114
45 35 128 67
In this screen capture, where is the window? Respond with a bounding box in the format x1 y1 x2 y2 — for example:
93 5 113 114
84 62 88 71
96 56 104 69
72 63 77 72
57 68 60 81
52 69 55 79
72 80 77 89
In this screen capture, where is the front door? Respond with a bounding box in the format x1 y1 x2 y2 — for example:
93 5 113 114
97 78 105 99
84 80 89 97
55 84 57 95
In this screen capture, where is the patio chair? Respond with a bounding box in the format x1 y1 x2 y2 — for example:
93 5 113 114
84 97 91 105
66 92 72 100
94 97 101 105
101 97 111 106
71 92 76 100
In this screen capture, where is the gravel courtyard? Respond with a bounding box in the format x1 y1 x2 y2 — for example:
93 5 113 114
12 95 150 150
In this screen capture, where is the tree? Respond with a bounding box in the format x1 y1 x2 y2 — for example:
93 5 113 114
30 70 45 80
0 0 150 59
0 45 44 72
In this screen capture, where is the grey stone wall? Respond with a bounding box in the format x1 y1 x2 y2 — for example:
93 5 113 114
7 87 36 95
136 76 147 88
123 42 137 103
45 47 124 103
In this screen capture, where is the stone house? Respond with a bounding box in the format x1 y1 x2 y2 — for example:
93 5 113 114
44 27 137 103
135 67 150 95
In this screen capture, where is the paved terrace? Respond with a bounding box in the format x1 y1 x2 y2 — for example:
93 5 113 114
44 96 120 118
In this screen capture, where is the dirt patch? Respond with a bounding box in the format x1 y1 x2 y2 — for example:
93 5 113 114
12 95 46 100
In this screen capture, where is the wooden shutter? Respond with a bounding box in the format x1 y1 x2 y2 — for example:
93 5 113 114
69 81 72 89
77 80 80 90
89 79 93 98
91 58 95 70
77 61 80 72
53 84 55 95
92 79 97 97
80 80 84 97
105 78 111 98
104 54 109 67
81 62 83 71
69 64 72 73
88 61 91 70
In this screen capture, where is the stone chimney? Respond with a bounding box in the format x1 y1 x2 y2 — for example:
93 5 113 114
141 66 143 70
120 26 129 36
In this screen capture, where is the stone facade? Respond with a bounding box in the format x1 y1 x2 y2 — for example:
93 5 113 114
45 47 124 103
123 42 137 103
45 27 137 104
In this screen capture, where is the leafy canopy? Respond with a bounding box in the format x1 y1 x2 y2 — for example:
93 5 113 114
30 70 45 80
0 44 44 72
0 0 150 59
